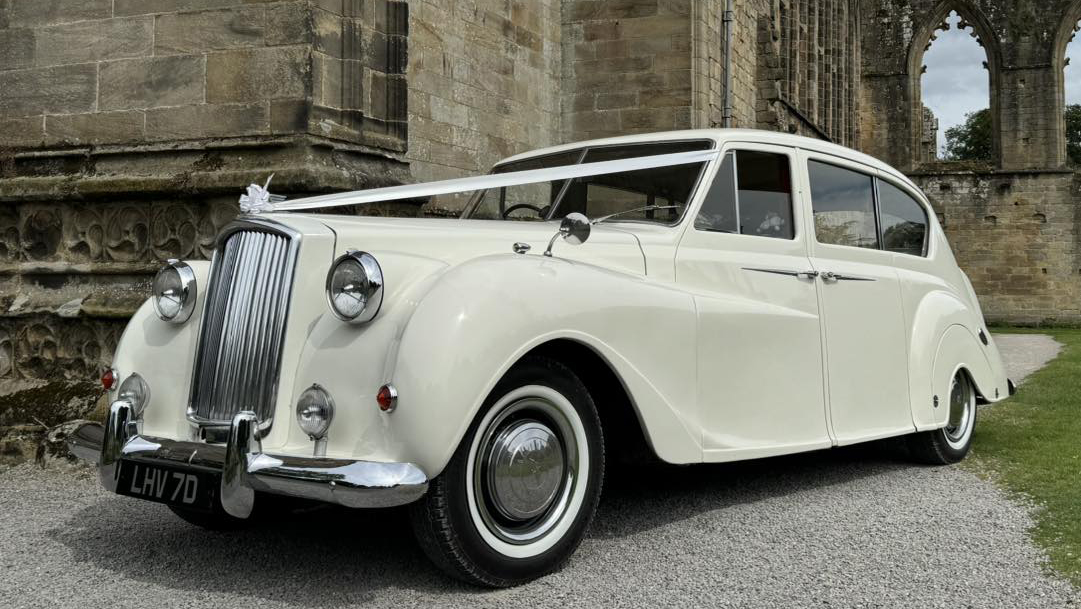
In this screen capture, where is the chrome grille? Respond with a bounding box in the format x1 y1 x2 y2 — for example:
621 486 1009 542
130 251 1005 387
190 226 297 424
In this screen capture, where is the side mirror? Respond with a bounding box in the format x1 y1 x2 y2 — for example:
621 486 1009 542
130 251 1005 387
544 212 591 257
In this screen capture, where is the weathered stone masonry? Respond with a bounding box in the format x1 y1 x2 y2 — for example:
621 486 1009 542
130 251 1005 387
0 1 1079 443
859 0 1081 325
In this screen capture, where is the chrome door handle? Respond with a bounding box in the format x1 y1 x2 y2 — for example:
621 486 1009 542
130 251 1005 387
796 270 819 280
819 271 875 283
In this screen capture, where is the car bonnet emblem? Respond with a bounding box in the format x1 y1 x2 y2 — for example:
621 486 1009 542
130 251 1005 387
239 174 287 213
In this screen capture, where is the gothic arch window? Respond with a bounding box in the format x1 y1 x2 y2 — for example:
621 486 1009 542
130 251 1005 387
1055 2 1081 166
907 3 1000 166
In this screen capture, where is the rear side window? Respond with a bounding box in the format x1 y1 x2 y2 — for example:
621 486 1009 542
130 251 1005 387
808 160 878 249
695 150 794 239
878 180 929 256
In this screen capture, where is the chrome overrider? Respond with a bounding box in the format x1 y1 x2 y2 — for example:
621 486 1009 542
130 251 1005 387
69 400 429 518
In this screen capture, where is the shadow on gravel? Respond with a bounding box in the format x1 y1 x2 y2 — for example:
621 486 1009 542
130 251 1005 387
597 439 914 539
48 440 914 604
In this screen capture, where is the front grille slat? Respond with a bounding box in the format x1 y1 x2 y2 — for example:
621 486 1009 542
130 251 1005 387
190 227 296 425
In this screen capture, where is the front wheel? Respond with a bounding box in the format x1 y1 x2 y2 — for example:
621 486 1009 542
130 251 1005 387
409 356 605 587
907 371 977 464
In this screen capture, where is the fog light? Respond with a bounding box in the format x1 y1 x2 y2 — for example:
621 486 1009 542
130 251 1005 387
118 373 151 418
296 384 335 439
101 368 117 391
377 384 397 412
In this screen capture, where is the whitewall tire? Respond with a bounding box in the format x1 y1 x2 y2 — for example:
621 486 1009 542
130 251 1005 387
409 355 605 587
907 370 977 465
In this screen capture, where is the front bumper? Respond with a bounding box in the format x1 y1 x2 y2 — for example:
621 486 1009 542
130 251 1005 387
69 400 428 518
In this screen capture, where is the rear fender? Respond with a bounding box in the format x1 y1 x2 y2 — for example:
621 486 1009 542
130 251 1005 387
908 290 1008 430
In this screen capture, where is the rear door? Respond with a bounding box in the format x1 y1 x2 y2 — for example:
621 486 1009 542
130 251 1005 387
676 143 831 461
799 151 914 443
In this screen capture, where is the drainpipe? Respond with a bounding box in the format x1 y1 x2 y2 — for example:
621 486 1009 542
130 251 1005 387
722 0 735 128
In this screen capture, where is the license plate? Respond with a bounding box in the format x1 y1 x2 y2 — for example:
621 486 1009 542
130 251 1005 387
116 460 220 512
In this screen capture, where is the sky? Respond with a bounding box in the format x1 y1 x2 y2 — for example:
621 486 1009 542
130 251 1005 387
922 12 1081 156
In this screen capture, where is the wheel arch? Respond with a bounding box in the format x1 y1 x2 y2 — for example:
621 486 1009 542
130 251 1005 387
524 338 658 466
921 323 999 431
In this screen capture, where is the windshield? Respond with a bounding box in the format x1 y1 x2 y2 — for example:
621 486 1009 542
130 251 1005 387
461 140 713 224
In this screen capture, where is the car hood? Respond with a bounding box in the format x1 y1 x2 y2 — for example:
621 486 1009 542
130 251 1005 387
256 213 648 276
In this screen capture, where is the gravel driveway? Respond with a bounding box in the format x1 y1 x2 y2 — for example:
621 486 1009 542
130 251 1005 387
1 334 1075 608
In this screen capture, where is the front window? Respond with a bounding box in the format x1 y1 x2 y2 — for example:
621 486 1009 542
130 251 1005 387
462 141 712 224
694 150 795 239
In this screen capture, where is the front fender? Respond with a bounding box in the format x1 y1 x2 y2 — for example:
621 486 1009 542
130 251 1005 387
388 254 701 476
114 261 212 441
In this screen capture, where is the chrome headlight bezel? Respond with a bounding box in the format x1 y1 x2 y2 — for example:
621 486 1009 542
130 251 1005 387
152 259 197 324
325 250 384 324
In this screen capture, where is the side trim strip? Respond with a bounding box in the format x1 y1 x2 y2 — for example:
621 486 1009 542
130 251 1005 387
742 267 801 278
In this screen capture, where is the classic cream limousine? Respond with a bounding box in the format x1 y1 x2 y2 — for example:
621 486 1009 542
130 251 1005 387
69 129 1012 587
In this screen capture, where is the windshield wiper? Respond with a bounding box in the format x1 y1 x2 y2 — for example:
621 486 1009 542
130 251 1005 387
591 205 681 225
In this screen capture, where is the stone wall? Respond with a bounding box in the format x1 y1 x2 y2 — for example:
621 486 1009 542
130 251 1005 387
912 169 1081 324
561 0 694 142
860 0 1081 324
0 0 412 393
690 0 861 146
406 0 563 193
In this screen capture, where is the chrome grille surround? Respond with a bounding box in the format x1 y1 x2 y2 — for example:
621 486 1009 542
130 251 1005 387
188 218 301 435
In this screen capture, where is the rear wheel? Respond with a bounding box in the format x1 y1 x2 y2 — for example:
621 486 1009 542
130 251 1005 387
409 355 605 587
907 371 977 464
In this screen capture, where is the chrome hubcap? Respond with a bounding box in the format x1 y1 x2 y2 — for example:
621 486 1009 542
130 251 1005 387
487 421 564 520
473 397 578 545
945 375 972 443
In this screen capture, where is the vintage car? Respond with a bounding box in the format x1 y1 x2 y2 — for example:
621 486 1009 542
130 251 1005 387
69 129 1013 587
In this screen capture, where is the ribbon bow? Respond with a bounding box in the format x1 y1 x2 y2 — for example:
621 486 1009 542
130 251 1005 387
239 174 287 213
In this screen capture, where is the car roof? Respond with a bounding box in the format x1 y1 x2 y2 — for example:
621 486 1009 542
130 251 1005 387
496 128 920 197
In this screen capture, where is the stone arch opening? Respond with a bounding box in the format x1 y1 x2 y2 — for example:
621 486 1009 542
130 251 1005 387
907 1 1001 166
1053 1 1081 166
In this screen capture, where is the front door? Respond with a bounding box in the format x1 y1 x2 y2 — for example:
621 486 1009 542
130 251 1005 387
800 152 914 443
676 143 831 461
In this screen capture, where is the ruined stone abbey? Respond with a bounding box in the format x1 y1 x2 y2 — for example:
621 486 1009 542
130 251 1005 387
1 0 1080 385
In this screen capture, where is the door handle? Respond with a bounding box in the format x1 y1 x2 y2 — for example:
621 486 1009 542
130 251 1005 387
819 271 875 283
796 270 819 280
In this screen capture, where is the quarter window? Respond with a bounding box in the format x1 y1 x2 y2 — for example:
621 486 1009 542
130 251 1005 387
808 160 878 249
694 150 794 239
878 180 929 256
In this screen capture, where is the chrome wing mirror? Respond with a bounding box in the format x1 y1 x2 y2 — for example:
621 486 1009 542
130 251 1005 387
543 212 591 257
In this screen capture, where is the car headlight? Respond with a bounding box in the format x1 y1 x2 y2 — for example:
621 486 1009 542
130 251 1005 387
326 250 383 323
152 259 196 323
118 373 151 418
296 384 335 439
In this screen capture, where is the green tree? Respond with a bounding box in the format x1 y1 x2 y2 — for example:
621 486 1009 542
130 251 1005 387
942 105 1081 165
1067 104 1081 166
942 108 992 161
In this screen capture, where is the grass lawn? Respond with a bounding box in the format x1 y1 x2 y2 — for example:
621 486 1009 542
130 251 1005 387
971 327 1081 587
